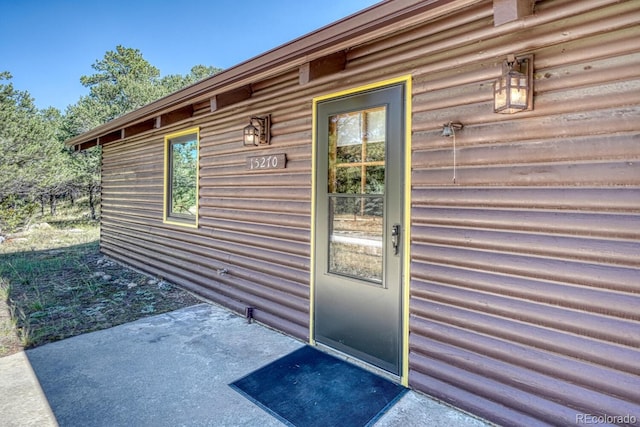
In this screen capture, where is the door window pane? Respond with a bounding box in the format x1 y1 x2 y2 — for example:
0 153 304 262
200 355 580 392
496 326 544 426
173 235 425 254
365 108 385 141
328 106 386 195
327 105 386 283
335 167 361 194
365 166 385 194
329 196 383 283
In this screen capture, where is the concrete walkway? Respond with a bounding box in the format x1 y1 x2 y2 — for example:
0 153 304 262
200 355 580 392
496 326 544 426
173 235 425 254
1 303 492 427
0 351 58 427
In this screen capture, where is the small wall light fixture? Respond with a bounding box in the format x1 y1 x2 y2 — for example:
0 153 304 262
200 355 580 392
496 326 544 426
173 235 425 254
243 115 271 146
442 122 463 137
442 122 463 184
494 54 533 114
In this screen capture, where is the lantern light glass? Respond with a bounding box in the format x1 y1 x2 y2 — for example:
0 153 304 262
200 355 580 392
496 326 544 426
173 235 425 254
494 55 532 114
243 115 270 146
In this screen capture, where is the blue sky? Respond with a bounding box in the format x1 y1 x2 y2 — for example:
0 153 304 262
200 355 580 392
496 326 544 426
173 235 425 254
0 0 380 111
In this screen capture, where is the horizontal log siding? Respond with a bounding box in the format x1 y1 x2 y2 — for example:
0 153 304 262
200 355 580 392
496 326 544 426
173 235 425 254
389 0 638 425
98 0 639 424
101 79 314 340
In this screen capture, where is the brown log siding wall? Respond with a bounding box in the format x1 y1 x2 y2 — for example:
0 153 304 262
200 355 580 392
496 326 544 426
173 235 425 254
99 0 639 424
101 78 314 339
402 0 640 425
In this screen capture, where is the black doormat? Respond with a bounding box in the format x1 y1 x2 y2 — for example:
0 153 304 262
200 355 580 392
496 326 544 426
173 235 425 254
230 345 407 427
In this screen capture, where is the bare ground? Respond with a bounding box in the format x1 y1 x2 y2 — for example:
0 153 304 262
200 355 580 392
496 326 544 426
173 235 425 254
0 222 201 357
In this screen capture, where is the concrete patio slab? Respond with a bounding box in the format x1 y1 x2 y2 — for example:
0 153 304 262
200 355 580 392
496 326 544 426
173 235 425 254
2 303 492 426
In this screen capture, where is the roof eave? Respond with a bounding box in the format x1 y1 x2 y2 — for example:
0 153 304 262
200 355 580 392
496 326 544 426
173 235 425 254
65 0 475 149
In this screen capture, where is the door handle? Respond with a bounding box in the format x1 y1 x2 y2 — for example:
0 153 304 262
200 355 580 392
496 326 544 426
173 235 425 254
391 224 401 255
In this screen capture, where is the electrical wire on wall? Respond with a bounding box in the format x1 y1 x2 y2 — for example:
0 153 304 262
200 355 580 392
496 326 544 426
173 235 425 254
452 127 457 183
442 122 463 184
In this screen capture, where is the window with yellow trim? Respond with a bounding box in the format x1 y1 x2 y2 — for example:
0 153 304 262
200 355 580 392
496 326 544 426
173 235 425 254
164 128 199 227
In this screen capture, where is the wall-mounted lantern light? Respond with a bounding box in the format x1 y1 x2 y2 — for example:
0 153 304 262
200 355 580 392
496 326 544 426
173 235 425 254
494 54 533 114
442 122 463 137
243 115 271 146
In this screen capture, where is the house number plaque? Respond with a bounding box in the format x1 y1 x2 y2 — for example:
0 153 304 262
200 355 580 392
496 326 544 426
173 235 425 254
246 153 286 170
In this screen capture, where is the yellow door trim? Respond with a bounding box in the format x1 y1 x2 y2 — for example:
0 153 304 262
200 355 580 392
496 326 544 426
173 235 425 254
309 75 412 386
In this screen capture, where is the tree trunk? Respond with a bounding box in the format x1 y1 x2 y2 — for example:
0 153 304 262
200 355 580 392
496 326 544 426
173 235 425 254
49 195 57 216
88 186 96 220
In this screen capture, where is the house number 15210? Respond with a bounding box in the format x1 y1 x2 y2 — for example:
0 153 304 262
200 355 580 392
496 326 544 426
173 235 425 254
246 154 286 170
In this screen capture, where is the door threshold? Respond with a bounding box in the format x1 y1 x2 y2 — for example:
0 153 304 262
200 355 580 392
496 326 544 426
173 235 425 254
314 342 402 384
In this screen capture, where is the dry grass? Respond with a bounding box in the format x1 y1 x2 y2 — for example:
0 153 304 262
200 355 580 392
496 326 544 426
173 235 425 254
0 210 201 357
